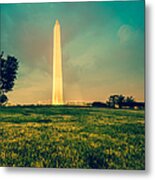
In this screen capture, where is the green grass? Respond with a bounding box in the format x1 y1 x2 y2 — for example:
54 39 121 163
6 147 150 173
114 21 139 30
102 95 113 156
0 106 145 169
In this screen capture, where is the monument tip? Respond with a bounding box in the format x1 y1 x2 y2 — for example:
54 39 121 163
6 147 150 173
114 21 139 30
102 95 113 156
56 19 60 25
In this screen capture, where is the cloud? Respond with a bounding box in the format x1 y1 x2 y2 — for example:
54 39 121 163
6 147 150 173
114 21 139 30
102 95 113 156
1 2 145 103
118 24 134 43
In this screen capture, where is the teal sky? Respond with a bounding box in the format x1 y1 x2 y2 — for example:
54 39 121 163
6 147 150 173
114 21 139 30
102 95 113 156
0 1 145 104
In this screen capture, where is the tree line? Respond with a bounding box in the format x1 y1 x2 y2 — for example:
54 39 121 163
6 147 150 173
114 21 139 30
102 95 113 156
92 95 145 109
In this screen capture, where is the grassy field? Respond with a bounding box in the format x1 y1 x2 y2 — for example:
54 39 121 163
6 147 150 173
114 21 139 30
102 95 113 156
0 106 145 169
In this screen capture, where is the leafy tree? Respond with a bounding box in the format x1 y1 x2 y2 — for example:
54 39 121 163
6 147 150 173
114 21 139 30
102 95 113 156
117 94 125 108
106 94 125 108
0 52 18 105
125 96 135 108
125 96 135 104
106 95 119 108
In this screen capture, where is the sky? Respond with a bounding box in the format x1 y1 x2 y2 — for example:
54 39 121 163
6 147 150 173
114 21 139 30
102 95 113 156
0 1 145 104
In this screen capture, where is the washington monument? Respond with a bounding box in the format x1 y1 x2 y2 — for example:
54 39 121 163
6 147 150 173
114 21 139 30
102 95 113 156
52 20 64 105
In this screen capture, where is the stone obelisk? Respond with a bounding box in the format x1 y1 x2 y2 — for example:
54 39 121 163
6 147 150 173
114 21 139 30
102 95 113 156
52 20 64 105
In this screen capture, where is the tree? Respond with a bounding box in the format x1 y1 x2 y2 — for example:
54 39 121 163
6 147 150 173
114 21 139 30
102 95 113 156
125 96 135 108
0 94 8 106
106 95 119 108
106 94 125 108
0 52 18 105
125 96 135 104
117 94 125 108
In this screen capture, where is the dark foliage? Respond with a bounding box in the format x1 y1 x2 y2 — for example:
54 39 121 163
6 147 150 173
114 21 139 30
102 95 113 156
0 94 8 105
0 52 18 105
106 95 144 109
106 95 125 108
92 102 107 108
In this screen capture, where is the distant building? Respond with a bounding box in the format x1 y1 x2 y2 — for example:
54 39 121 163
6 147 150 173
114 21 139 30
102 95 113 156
66 101 91 106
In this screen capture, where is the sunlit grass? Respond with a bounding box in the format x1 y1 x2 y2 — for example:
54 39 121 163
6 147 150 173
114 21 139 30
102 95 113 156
0 106 145 169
